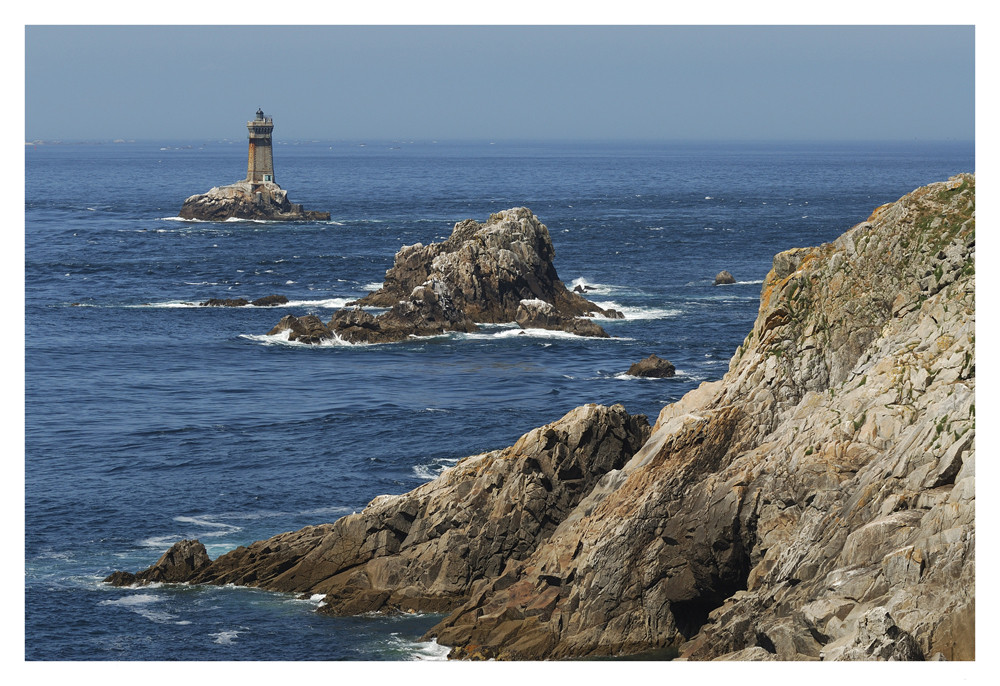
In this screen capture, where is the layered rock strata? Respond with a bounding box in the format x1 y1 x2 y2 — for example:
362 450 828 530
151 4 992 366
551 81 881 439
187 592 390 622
266 208 621 343
111 175 974 661
179 181 329 221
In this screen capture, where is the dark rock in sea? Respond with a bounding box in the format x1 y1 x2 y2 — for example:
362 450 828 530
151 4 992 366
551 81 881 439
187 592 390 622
103 571 136 587
267 314 335 344
714 270 736 285
202 298 250 307
626 354 676 378
514 299 609 338
251 294 289 307
105 539 210 586
179 181 330 222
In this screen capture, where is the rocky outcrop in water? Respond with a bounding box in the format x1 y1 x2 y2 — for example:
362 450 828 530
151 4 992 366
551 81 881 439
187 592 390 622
202 295 289 307
112 175 975 661
267 208 620 343
714 270 736 285
626 354 676 378
179 181 329 221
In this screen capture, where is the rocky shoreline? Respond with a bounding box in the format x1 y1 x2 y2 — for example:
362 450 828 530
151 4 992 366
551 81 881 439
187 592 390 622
109 175 975 660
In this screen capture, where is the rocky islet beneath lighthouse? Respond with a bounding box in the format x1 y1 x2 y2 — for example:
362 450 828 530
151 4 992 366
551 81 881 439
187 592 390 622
178 109 330 221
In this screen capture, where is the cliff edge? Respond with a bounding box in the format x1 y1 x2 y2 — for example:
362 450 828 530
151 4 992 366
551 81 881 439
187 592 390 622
111 175 974 660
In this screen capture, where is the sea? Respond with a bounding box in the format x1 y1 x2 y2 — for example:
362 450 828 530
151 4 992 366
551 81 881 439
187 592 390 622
24 138 974 660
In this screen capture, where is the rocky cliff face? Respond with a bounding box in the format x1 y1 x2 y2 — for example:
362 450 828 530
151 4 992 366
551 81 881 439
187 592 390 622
112 175 974 660
178 181 329 221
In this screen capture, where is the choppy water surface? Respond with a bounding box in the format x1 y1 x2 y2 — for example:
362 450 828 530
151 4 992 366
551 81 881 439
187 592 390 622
25 139 973 659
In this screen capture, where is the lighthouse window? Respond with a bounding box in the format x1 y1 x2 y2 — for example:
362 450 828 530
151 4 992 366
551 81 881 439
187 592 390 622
264 174 272 182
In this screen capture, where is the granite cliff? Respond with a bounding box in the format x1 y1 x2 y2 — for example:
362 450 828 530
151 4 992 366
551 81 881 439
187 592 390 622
111 175 974 660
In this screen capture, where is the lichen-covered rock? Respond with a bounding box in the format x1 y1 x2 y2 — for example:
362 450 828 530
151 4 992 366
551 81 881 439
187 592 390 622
179 181 329 221
626 354 676 378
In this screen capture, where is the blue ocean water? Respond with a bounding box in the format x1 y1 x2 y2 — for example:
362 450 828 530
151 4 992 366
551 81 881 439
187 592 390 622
24 139 973 660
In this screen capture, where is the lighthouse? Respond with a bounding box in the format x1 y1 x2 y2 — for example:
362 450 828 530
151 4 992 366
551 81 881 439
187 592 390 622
246 108 275 186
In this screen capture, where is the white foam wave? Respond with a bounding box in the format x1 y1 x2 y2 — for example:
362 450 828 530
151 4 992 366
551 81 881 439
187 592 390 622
570 277 620 295
240 329 357 347
362 282 384 291
173 515 242 538
589 301 682 321
403 638 451 661
159 216 204 222
413 457 460 481
735 279 764 285
210 629 245 645
284 297 351 309
468 327 609 341
100 593 177 623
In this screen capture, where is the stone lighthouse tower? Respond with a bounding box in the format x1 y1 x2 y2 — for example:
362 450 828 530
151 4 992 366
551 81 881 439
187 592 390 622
246 108 275 186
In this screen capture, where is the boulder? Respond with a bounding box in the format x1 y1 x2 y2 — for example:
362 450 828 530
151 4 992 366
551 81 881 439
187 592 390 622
179 181 329 221
626 354 676 378
714 270 736 285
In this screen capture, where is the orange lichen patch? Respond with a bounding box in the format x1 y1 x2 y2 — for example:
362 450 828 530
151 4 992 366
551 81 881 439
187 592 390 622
867 202 894 223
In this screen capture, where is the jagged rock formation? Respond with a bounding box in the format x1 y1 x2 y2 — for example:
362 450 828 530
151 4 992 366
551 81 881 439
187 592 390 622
267 208 620 343
111 175 974 661
179 181 329 221
626 354 676 378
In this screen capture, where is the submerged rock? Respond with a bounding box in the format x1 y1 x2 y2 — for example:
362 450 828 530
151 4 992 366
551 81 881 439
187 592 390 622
179 181 329 222
714 270 736 285
626 354 676 378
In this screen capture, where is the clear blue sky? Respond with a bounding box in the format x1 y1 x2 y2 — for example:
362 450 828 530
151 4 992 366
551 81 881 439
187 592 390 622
25 25 974 142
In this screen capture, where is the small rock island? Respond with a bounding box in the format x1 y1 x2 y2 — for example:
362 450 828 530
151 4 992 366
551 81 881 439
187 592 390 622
178 109 330 221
